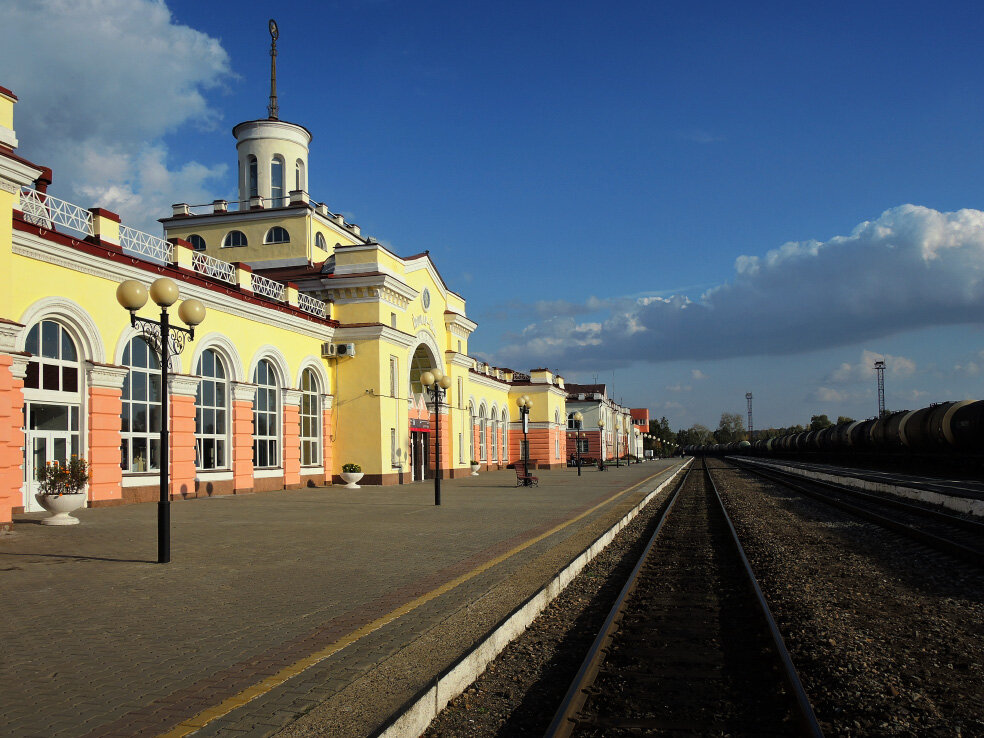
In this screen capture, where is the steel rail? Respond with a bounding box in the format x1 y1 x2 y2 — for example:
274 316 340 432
705 460 824 738
736 461 984 568
542 464 690 738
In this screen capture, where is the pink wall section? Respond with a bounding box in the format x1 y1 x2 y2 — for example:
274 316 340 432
232 399 254 493
87 386 123 504
0 356 24 529
283 404 300 488
320 408 333 485
169 394 197 499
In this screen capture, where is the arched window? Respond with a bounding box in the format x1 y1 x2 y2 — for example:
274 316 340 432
264 226 290 244
567 411 579 429
490 409 498 462
555 409 561 426
468 402 476 462
24 319 79 393
195 349 228 470
315 232 327 251
121 336 161 472
223 230 248 248
248 155 258 198
23 320 82 503
253 359 279 468
479 405 487 461
300 368 321 467
270 156 285 206
295 158 305 192
187 234 206 252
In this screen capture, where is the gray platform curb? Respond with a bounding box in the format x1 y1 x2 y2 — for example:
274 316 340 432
375 460 692 738
735 456 984 517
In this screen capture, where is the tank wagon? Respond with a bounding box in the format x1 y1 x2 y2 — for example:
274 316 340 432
684 400 984 472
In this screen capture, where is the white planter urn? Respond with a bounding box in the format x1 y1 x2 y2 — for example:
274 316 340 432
340 471 364 489
470 464 481 476
35 492 87 525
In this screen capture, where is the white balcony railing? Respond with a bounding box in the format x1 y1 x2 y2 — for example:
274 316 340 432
192 251 237 284
119 225 173 264
19 188 94 238
251 272 286 301
297 293 327 319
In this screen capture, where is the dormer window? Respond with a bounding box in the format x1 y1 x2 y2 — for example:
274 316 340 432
295 159 305 191
264 226 290 244
223 230 248 248
187 234 206 251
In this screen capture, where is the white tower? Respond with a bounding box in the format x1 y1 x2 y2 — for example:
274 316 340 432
233 20 312 207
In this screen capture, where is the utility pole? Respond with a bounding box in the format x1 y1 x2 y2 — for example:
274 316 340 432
875 360 886 418
745 392 753 441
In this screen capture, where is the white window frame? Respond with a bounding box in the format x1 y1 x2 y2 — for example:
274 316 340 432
300 368 321 467
121 336 162 473
252 359 280 469
195 349 228 470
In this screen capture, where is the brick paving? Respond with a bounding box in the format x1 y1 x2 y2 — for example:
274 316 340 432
0 461 681 737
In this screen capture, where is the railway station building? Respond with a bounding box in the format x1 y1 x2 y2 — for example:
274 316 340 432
0 82 580 530
563 383 638 462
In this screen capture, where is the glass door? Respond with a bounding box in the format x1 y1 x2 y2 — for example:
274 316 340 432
23 403 80 512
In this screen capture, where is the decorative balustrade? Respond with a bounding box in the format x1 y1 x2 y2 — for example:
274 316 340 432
192 251 237 284
297 293 328 318
119 225 173 263
19 188 94 237
251 273 287 301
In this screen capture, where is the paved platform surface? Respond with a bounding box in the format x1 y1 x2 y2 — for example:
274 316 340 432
0 460 684 737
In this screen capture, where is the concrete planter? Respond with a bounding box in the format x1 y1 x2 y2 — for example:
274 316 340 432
340 471 364 489
470 464 480 476
35 492 86 525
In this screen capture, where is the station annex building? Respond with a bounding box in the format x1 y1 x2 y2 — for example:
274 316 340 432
0 82 644 529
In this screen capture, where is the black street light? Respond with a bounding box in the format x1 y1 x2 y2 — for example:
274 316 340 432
614 415 621 468
420 367 451 506
573 411 583 477
117 278 205 564
598 417 606 470
516 394 532 483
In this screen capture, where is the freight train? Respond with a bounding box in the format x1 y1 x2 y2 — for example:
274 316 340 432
683 400 984 469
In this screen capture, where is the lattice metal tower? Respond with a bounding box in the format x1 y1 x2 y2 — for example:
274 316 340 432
875 360 886 418
746 392 753 440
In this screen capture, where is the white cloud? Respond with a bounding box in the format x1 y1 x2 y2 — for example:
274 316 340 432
813 387 851 403
665 384 692 393
493 205 984 369
691 369 707 380
827 350 916 384
1 0 233 233
954 361 980 376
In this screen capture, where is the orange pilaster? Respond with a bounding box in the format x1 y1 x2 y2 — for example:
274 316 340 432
232 399 254 493
0 354 25 530
429 410 451 476
87 386 123 504
169 393 197 499
282 395 301 489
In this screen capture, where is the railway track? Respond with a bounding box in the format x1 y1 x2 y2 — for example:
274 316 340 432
545 459 821 737
732 458 984 568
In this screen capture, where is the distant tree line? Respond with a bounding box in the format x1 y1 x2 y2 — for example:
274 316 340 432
671 412 858 447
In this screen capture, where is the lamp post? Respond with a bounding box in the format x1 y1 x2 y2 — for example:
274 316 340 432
420 368 451 506
614 414 621 468
116 278 205 564
516 394 533 481
598 417 605 469
573 411 583 477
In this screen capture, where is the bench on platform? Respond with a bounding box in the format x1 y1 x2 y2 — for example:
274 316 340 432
515 462 538 487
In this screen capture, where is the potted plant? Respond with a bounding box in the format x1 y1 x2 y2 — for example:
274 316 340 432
340 462 364 489
470 459 480 476
35 456 89 525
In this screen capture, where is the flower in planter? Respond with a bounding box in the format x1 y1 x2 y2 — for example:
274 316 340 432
470 460 479 466
36 456 89 496
341 463 362 474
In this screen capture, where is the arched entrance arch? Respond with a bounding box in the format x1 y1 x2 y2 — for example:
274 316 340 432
407 332 443 482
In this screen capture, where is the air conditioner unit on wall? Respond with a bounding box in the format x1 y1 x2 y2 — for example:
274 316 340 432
321 342 337 358
335 342 356 357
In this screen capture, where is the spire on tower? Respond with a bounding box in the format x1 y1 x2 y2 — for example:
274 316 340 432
268 19 279 120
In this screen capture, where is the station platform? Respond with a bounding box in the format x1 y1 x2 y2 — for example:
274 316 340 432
0 460 684 738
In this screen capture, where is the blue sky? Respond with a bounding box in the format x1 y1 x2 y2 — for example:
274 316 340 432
3 0 984 431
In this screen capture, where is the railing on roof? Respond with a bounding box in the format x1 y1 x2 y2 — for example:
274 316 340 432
19 188 94 238
192 251 237 284
178 196 331 217
251 272 286 302
297 292 327 318
119 225 173 264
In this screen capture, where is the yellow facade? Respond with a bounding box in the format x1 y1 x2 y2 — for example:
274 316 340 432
0 79 576 529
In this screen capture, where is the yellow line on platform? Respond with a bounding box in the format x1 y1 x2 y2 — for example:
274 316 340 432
158 468 671 737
